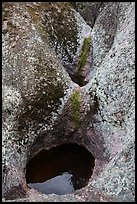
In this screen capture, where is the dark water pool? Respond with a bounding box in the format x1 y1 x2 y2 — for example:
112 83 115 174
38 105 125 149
26 143 95 195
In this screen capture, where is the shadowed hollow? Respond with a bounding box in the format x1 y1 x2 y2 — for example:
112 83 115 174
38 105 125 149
26 143 95 195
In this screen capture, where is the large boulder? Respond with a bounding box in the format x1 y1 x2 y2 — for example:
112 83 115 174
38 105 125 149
2 2 76 199
2 1 135 202
77 2 135 202
2 2 93 201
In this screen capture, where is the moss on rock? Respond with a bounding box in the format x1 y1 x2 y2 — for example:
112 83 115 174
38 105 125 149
75 36 91 86
70 90 81 128
78 36 91 70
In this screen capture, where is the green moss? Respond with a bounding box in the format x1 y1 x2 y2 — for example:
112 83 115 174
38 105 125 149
78 36 91 72
70 90 81 128
73 37 91 86
75 36 91 86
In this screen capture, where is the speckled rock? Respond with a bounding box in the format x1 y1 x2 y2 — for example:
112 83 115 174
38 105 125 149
2 1 135 203
17 2 92 80
71 2 103 28
21 2 78 67
2 2 77 199
82 2 135 202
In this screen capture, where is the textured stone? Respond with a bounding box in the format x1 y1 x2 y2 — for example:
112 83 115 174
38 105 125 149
71 2 103 28
83 2 135 202
2 1 135 202
2 2 76 197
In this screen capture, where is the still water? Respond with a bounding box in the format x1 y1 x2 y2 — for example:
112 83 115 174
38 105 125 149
26 143 95 195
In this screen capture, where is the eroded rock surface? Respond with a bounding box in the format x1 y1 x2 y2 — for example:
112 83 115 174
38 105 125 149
2 2 135 202
79 2 135 202
2 2 77 199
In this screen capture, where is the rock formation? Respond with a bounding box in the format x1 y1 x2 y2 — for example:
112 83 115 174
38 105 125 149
2 2 135 202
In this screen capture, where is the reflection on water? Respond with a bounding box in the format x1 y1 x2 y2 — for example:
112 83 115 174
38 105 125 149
26 143 95 195
28 172 74 195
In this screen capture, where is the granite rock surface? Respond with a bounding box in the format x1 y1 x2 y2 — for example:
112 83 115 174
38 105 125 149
2 2 135 202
